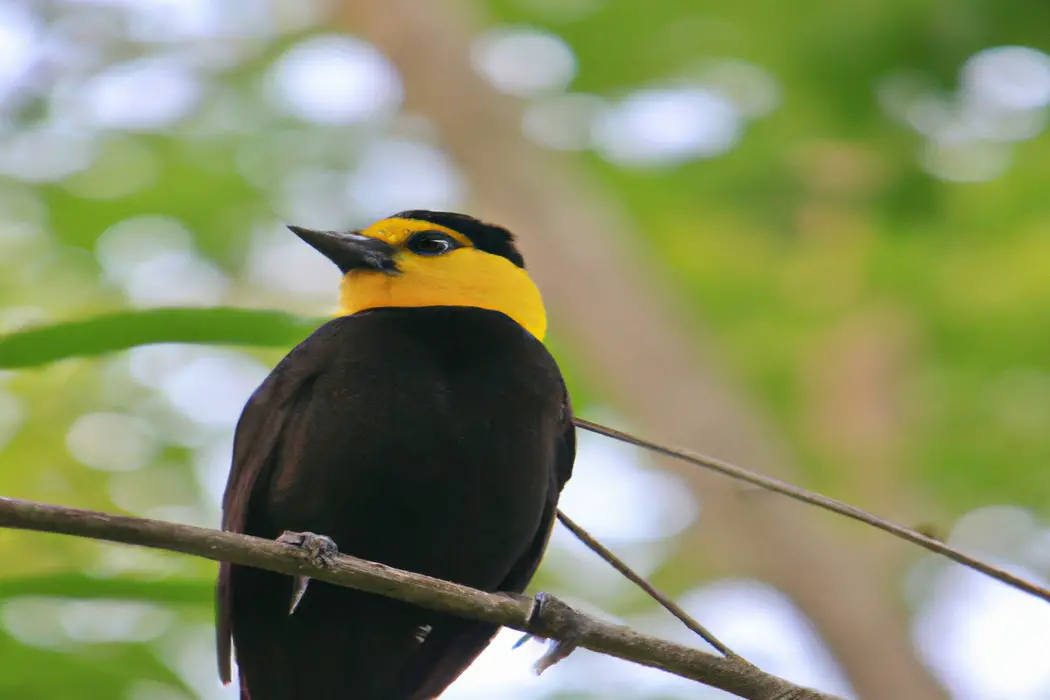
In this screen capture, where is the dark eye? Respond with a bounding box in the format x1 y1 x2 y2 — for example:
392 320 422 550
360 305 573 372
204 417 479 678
408 232 454 256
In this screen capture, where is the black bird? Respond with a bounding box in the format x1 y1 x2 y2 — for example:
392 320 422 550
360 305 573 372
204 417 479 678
216 210 576 699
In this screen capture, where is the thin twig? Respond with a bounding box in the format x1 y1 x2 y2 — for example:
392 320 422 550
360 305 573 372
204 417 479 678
574 418 1050 604
0 496 839 700
556 509 744 662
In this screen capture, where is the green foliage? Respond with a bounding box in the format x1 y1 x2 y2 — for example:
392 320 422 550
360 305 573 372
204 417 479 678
0 574 211 606
0 309 321 369
0 631 191 700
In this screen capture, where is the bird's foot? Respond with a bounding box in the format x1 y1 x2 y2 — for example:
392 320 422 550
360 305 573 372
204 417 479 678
276 530 338 615
513 592 592 675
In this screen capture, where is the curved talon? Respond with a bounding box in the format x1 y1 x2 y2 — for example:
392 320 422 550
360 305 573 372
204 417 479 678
276 530 339 614
521 592 589 675
511 593 547 650
278 530 338 566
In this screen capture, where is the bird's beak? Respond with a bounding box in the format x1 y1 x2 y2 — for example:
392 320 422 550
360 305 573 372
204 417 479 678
287 226 399 275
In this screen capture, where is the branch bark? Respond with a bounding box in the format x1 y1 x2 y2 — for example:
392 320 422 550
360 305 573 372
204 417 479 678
336 2 950 697
0 496 837 700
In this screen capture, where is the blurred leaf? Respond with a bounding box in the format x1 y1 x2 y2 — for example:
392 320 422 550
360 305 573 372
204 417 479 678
0 630 191 700
0 308 323 369
0 573 211 606
0 308 600 410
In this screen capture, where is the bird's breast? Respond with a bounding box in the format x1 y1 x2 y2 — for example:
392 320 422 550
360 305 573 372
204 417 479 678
264 308 563 589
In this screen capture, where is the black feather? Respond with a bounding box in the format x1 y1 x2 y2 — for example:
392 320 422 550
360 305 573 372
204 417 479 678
216 306 574 700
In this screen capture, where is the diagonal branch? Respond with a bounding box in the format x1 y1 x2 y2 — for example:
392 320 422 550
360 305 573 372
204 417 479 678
0 496 839 700
556 509 742 660
575 420 1050 604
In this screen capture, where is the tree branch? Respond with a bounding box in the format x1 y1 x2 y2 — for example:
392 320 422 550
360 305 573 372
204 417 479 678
0 496 838 700
556 509 742 659
575 419 1050 604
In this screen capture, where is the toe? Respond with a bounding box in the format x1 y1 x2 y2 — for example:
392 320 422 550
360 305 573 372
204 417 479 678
523 592 589 675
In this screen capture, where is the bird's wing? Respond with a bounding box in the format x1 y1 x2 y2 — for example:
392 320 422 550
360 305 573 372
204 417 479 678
398 397 577 700
215 325 339 685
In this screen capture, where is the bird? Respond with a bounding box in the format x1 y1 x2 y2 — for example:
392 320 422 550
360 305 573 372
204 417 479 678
215 210 576 700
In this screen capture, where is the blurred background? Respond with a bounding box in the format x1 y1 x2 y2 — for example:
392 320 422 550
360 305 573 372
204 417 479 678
2 0 1050 698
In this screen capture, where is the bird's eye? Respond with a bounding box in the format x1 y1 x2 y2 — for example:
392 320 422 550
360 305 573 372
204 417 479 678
408 233 454 256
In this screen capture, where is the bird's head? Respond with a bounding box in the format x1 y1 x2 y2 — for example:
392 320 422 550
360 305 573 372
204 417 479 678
288 210 546 340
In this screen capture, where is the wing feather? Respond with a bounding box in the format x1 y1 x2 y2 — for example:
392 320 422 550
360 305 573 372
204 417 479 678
397 398 577 700
215 332 339 684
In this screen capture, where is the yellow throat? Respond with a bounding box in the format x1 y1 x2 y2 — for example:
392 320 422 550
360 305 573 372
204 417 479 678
337 217 548 341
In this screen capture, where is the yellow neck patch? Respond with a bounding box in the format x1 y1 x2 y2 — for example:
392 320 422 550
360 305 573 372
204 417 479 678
337 218 548 341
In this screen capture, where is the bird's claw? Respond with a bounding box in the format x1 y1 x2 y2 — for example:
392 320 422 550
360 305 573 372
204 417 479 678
515 592 590 675
277 530 338 566
276 530 338 615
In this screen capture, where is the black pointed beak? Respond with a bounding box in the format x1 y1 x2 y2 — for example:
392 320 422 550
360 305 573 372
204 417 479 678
287 226 399 274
